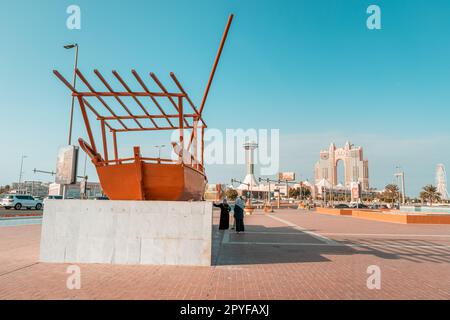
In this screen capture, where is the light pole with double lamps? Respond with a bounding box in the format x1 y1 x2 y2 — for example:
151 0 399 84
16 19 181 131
18 155 28 194
63 43 79 146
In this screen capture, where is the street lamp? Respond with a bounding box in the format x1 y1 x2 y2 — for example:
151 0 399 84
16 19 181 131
394 166 406 206
154 144 166 160
258 177 273 211
64 43 79 146
18 155 28 194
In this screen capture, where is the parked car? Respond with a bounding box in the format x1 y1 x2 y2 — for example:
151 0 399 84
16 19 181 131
0 194 43 210
349 202 369 209
46 195 63 200
252 199 265 204
93 196 109 200
334 203 349 209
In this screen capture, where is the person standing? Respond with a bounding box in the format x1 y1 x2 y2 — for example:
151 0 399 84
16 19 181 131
213 199 231 230
234 196 245 233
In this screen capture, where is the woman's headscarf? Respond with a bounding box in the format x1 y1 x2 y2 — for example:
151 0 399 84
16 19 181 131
235 197 245 209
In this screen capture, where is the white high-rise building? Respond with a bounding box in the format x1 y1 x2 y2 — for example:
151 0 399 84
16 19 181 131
314 141 369 190
436 164 449 200
238 142 259 191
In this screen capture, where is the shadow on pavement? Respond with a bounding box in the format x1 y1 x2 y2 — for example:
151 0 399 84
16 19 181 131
211 224 356 266
211 222 450 266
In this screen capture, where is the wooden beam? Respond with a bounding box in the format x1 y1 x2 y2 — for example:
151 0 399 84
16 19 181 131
101 119 109 163
77 96 97 154
131 69 175 128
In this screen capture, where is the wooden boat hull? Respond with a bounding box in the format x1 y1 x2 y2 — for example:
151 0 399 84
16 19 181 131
55 15 234 203
96 163 207 201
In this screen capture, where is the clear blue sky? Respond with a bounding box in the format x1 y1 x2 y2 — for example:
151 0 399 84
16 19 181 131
1 0 450 196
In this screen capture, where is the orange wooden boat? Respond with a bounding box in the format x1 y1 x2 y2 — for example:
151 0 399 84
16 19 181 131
54 15 233 201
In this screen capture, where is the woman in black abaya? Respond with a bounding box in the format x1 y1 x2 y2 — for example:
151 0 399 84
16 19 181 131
213 199 231 230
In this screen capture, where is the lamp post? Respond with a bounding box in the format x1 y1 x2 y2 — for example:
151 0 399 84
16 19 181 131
394 166 406 206
258 177 273 213
64 43 79 146
231 178 254 214
18 155 27 194
275 188 281 209
298 174 303 200
154 145 166 162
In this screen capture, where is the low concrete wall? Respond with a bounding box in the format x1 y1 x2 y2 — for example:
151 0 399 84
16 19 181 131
341 209 353 216
406 214 450 224
315 208 352 216
316 207 450 224
401 205 450 214
353 210 450 224
40 200 212 266
351 210 407 224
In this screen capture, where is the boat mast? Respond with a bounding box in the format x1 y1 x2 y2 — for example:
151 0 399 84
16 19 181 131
198 13 234 115
190 14 234 169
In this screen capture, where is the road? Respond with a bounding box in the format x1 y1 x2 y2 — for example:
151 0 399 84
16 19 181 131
0 207 43 226
0 207 43 216
0 208 449 299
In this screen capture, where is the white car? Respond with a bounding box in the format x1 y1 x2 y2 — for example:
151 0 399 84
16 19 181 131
0 194 43 210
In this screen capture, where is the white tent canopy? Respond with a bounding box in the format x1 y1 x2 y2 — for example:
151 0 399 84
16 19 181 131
315 178 332 189
237 174 259 190
335 183 346 190
302 180 313 188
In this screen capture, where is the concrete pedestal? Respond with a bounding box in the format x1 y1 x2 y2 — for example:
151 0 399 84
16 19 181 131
40 200 212 266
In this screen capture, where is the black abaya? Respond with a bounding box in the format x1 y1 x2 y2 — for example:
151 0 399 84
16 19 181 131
213 203 231 230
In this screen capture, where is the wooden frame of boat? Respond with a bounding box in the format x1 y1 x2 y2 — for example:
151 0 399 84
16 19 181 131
53 14 234 201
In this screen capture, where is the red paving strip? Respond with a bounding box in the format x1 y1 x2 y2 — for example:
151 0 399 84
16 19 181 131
283 209 450 235
0 213 42 218
0 209 449 299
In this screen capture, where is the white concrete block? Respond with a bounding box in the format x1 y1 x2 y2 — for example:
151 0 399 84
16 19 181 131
40 200 212 266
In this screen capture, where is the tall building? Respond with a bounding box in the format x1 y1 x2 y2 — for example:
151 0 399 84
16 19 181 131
48 182 103 199
238 142 259 191
314 141 369 190
10 181 50 198
436 164 449 200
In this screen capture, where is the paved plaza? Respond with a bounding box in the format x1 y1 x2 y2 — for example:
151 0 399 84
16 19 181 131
0 209 450 299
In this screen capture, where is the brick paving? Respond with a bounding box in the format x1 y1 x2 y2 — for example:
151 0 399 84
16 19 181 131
0 208 449 299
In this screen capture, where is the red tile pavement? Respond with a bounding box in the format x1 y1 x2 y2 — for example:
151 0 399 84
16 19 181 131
0 209 449 299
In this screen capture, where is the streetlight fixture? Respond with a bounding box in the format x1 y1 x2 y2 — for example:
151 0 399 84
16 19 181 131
298 174 303 200
154 144 166 161
64 43 79 145
18 155 28 194
394 166 406 206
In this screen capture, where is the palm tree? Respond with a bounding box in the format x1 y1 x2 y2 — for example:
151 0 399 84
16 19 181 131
420 185 441 206
288 188 300 199
225 188 238 201
383 184 399 205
